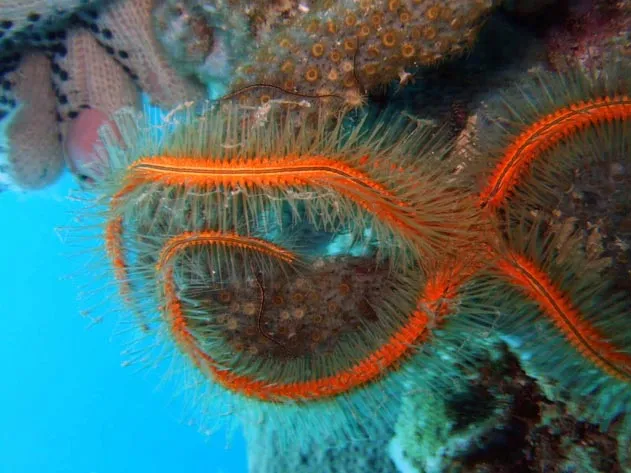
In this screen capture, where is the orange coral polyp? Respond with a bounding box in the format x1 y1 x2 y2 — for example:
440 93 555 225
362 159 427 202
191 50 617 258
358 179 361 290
496 252 631 382
480 96 631 210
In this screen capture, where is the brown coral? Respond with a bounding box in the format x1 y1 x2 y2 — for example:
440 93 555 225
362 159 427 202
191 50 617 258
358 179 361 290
232 0 499 107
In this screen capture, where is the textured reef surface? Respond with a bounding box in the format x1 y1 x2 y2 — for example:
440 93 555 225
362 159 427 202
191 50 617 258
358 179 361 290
2 1 630 472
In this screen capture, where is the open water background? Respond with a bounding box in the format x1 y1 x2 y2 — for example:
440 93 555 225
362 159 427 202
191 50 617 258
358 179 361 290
0 173 248 473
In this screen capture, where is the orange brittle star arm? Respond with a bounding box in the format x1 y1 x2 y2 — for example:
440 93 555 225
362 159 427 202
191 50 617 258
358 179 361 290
496 252 631 382
158 234 465 402
480 96 631 210
123 155 424 234
105 155 430 307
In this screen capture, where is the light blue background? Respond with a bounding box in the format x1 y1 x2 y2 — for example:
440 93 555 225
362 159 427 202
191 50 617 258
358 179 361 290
0 174 248 473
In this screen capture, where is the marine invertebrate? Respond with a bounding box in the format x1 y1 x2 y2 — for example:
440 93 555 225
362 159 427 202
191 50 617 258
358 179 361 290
497 245 630 382
234 0 499 107
475 68 631 211
471 65 631 292
149 0 500 107
89 101 482 441
102 103 476 296
74 49 631 465
487 218 631 429
468 65 631 455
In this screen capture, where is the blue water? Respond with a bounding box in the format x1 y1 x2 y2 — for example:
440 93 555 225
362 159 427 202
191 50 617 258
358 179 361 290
0 174 248 473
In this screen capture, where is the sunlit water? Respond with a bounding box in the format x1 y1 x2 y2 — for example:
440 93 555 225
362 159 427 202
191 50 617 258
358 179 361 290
0 173 248 473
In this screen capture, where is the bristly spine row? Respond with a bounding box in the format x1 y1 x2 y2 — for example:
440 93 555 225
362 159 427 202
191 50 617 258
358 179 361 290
479 95 631 210
95 102 481 440
89 65 631 444
472 66 631 436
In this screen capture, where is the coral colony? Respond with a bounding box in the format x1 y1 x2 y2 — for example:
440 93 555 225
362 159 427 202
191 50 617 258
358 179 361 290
0 0 496 189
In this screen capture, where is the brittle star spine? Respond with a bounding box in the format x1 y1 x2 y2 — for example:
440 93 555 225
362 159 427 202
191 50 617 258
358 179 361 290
480 96 631 209
156 231 297 365
157 231 462 402
496 252 631 383
105 154 437 302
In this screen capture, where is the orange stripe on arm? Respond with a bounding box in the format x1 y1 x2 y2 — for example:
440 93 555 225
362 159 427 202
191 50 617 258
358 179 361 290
116 154 438 257
105 174 148 293
496 252 631 383
206 308 433 402
480 96 631 210
203 265 463 402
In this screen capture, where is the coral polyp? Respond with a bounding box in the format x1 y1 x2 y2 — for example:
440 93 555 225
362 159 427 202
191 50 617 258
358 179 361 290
230 0 499 107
